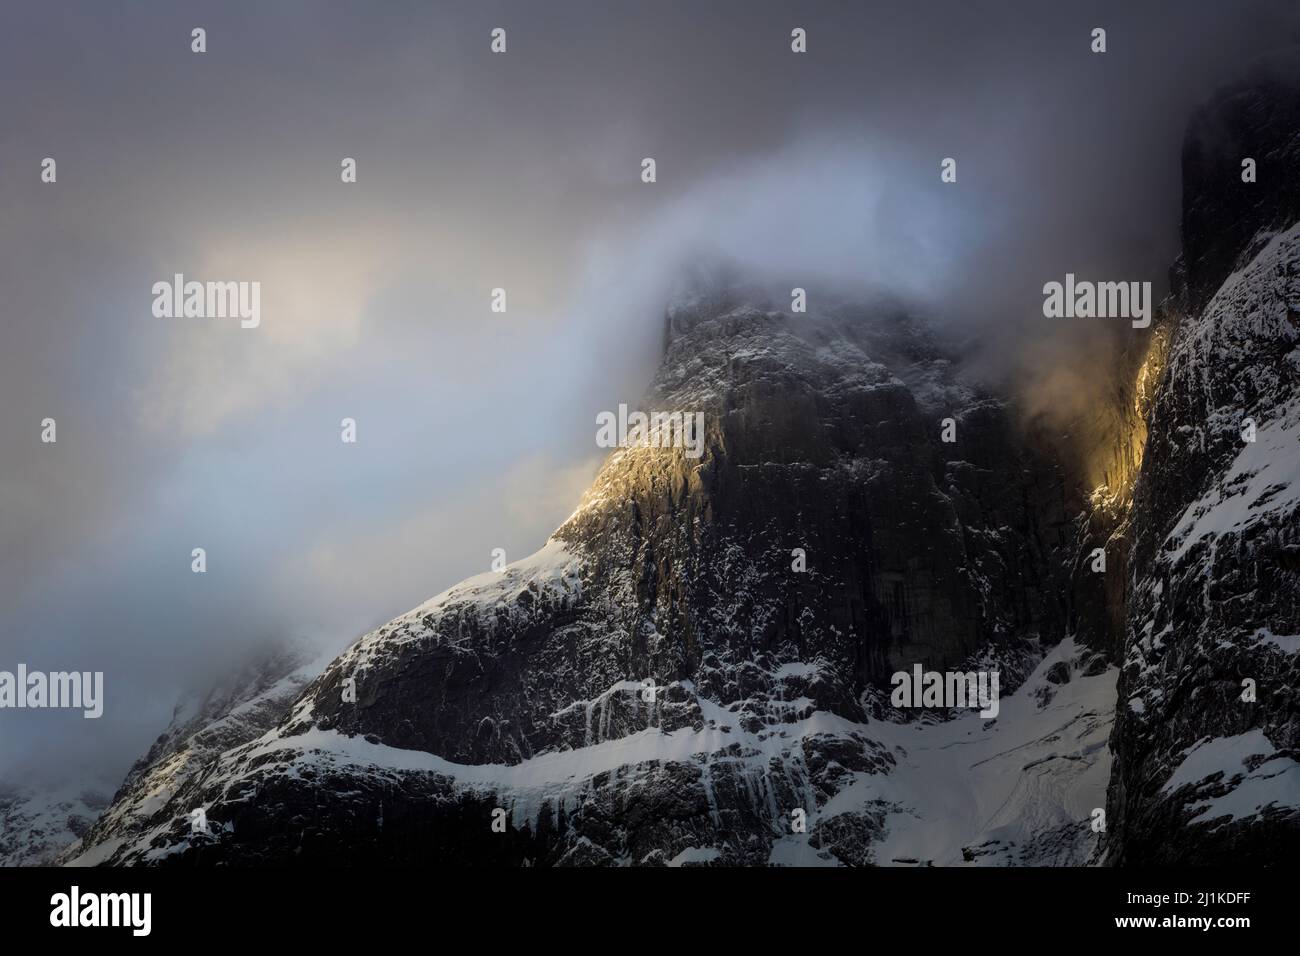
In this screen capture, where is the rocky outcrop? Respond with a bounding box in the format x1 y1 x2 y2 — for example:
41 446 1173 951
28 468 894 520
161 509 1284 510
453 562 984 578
1105 65 1300 864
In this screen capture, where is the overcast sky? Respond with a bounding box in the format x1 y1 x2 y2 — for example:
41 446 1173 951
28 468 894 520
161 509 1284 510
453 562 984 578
2 0 1297 789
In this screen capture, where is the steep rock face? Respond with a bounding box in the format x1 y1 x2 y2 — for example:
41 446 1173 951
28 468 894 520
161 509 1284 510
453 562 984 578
73 294 1101 867
558 297 1074 699
1106 70 1300 863
1066 319 1172 665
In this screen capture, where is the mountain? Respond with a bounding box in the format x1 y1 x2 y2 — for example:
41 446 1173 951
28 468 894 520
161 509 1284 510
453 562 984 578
67 67 1300 868
59 639 324 866
67 283 1117 866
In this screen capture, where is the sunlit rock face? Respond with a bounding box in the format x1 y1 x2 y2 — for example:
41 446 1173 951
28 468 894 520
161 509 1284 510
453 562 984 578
1063 319 1173 666
558 291 1075 697
1105 70 1300 865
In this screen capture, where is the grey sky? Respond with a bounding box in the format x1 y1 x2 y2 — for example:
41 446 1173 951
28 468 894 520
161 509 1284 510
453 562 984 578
2 0 1297 787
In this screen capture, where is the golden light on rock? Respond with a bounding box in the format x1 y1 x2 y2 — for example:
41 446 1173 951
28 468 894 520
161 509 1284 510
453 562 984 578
1087 323 1172 514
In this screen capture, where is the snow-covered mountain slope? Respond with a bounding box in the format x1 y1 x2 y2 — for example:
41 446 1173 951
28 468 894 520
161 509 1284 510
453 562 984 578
774 637 1115 867
61 639 325 866
72 635 1114 867
1105 68 1300 864
0 784 110 867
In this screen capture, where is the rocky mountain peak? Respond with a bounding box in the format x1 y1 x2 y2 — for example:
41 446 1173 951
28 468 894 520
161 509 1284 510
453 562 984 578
50 68 1300 870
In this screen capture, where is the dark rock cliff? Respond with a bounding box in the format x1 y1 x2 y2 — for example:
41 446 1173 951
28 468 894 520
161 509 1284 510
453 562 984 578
1105 63 1300 865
